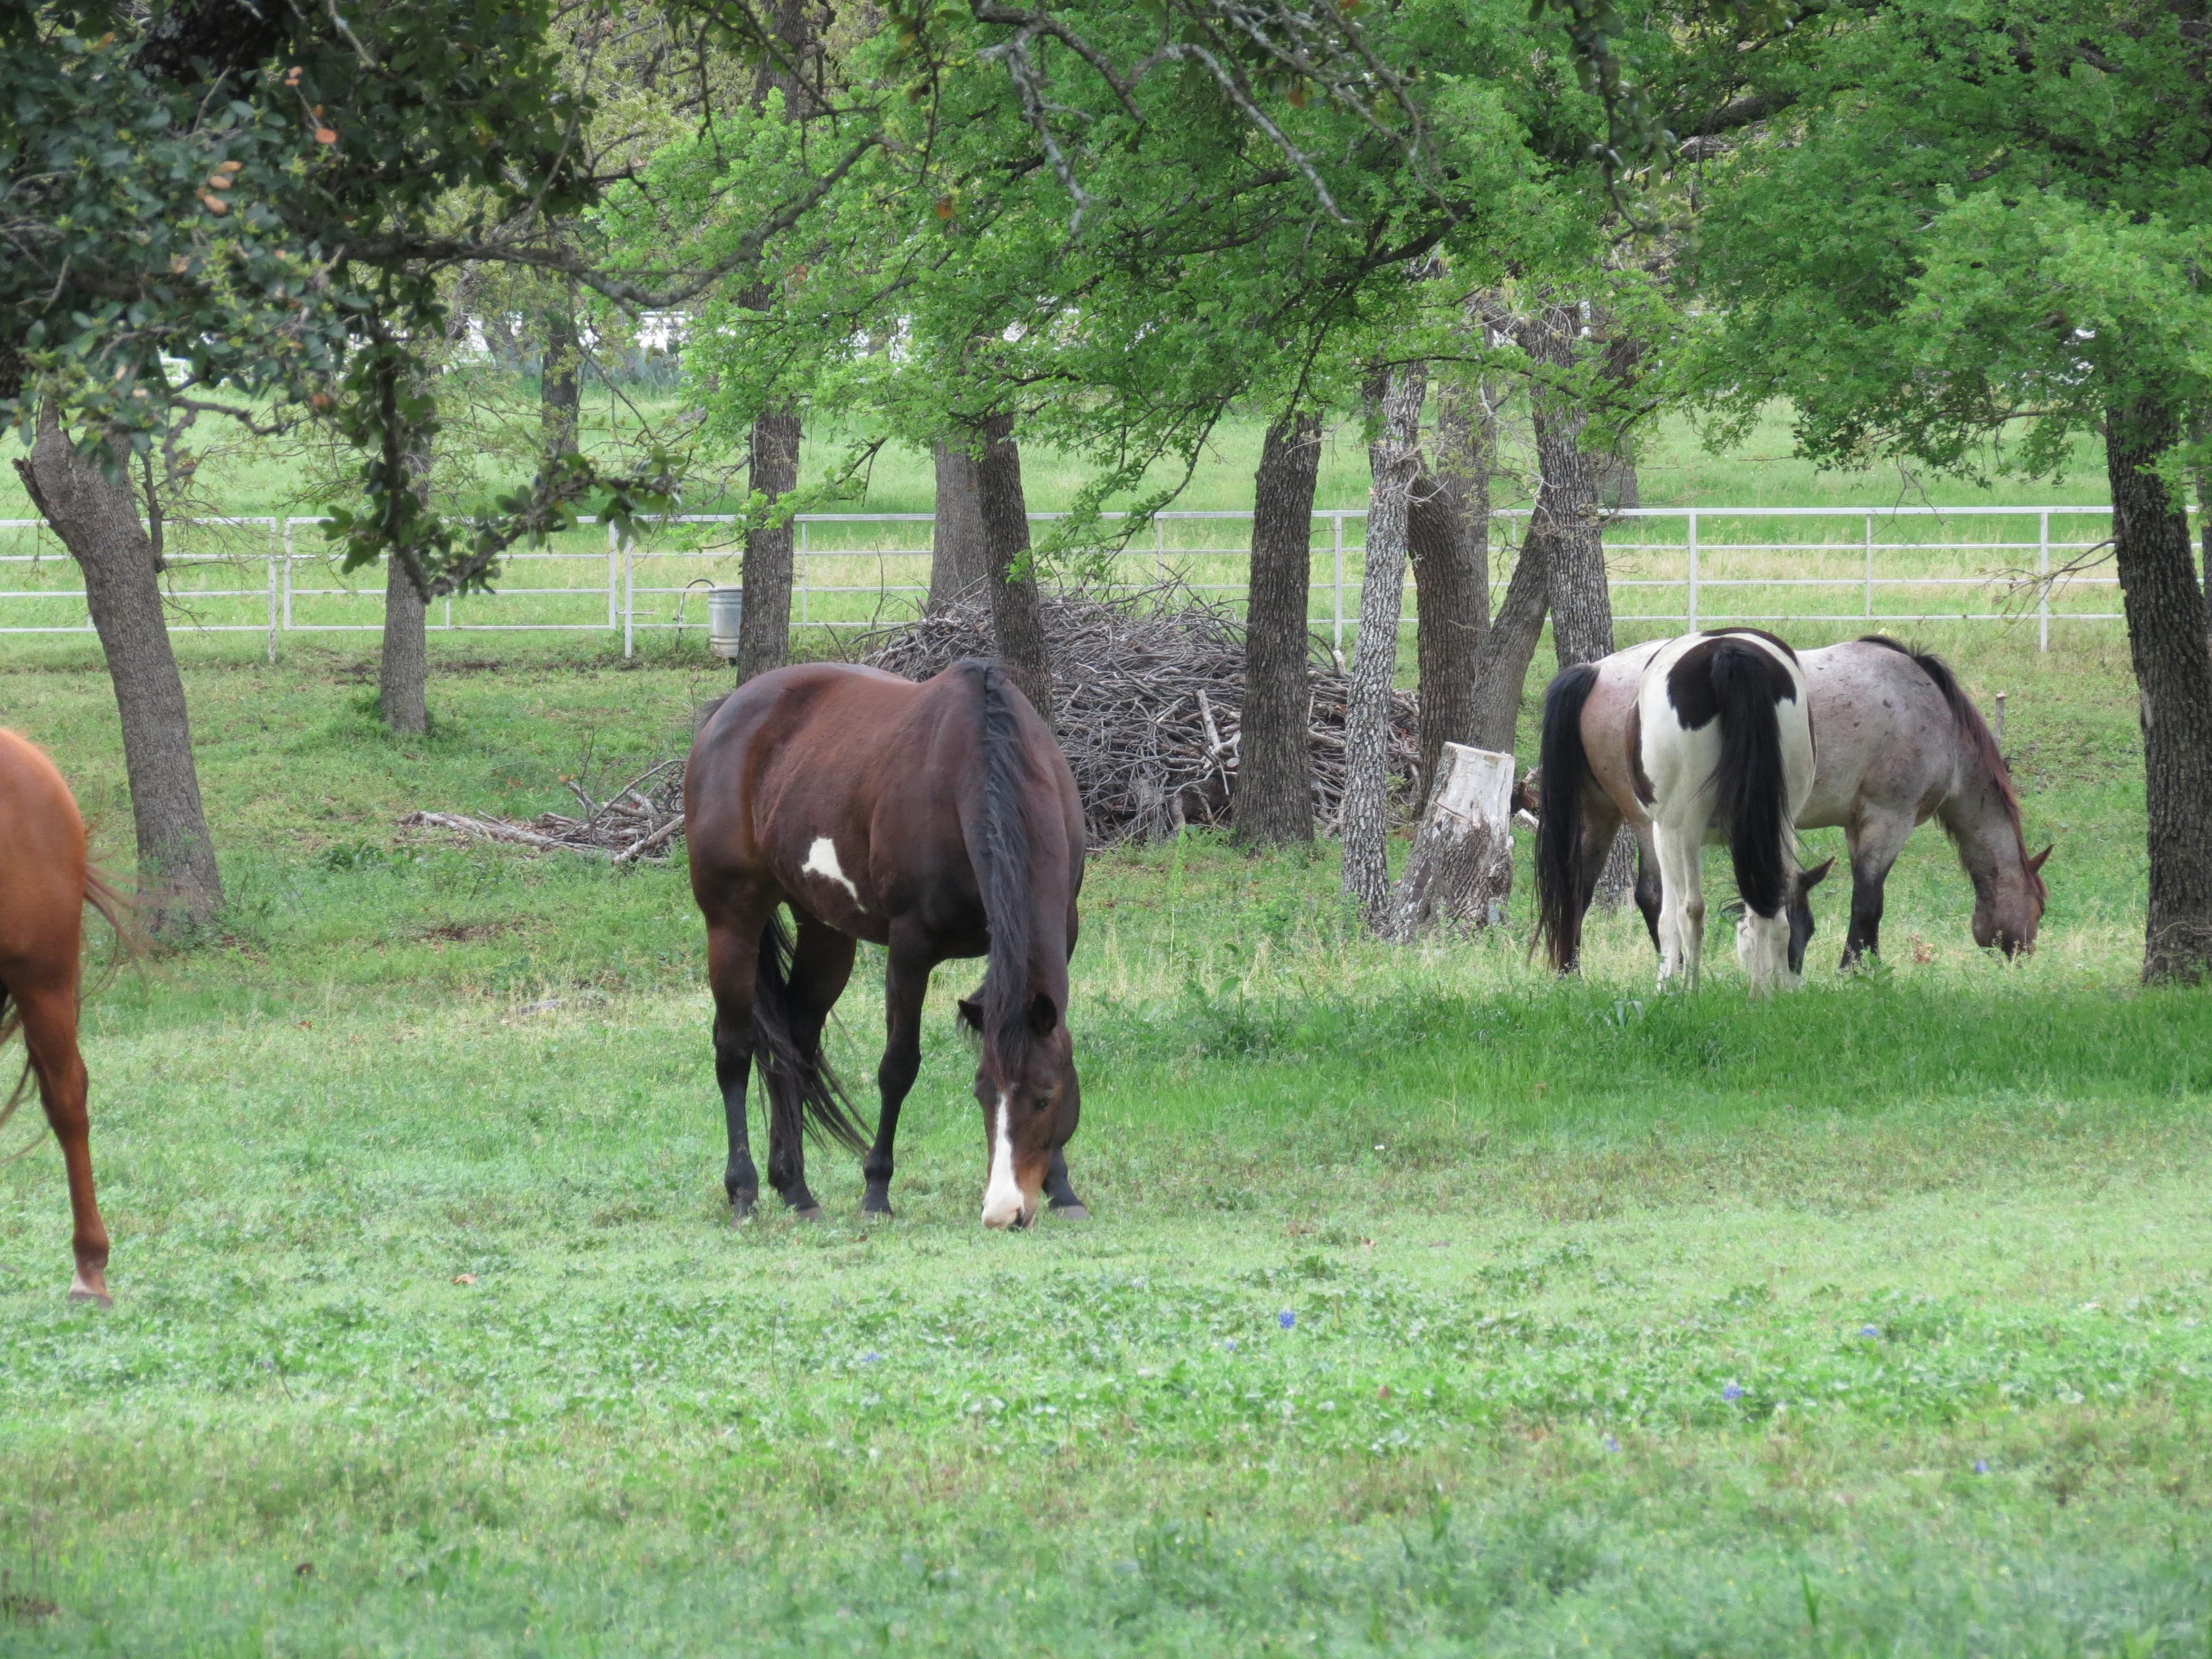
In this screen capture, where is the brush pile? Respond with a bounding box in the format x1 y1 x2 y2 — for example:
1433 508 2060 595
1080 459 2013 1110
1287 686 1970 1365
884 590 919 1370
854 584 1421 844
400 759 686 863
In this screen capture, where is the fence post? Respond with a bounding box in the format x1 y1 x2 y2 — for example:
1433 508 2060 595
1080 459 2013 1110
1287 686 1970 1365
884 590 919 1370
265 521 278 664
607 520 619 632
282 517 294 631
622 531 635 660
1863 513 1874 620
1686 511 1699 631
799 517 810 630
1332 513 1345 654
2037 510 2050 653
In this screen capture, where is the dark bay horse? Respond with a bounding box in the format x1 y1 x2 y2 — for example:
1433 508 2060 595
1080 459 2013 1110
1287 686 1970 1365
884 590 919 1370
685 658 1087 1228
1536 634 2046 974
1 730 126 1305
1539 630 1818 993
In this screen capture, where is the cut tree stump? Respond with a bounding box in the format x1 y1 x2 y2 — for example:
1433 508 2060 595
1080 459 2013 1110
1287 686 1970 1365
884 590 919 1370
1388 742 1517 938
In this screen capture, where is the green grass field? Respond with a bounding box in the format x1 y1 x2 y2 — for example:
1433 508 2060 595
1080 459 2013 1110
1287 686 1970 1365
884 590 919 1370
3 595 2209 1654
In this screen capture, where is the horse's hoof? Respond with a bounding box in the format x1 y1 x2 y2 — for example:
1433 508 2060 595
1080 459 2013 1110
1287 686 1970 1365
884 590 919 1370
68 1286 113 1309
861 1194 894 1219
793 1205 825 1222
730 1197 757 1226
1049 1201 1090 1221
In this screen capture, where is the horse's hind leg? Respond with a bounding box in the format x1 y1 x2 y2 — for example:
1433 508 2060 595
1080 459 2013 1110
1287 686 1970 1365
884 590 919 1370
705 910 767 1221
765 919 855 1219
1653 823 1705 991
1841 815 1911 968
1633 824 1662 955
15 978 109 1306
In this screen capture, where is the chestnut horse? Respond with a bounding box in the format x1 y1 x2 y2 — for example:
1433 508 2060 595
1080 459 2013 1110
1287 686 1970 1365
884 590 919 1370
685 658 1086 1229
0 730 125 1305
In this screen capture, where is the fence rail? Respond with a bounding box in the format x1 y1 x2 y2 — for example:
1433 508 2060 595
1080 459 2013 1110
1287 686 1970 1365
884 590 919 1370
0 505 2126 660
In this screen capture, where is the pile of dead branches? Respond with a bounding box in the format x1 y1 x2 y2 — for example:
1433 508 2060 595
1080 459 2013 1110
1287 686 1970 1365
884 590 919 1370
402 758 686 864
854 584 1420 844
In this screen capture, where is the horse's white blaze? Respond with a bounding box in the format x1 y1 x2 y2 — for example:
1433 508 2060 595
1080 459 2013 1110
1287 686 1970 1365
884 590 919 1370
980 1092 1027 1228
800 836 863 910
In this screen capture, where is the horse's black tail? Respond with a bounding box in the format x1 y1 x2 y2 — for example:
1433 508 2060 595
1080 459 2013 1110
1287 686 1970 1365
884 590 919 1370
751 914 871 1156
1533 663 1600 973
1709 642 1790 921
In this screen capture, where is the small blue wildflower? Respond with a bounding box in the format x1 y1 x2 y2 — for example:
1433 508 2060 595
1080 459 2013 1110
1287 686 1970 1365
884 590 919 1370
1974 1459 1989 1475
1604 1434 1620 1453
861 1352 884 1364
1278 1310 1297 1330
1722 1381 1744 1402
1860 1325 1880 1338
1225 1339 1237 1352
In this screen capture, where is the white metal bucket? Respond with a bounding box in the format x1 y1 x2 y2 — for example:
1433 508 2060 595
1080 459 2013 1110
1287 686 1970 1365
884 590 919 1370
707 586 744 660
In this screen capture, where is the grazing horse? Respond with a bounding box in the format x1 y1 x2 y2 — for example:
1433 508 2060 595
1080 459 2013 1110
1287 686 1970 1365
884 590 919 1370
1534 635 2046 972
1538 630 1817 993
685 658 1086 1229
0 730 126 1305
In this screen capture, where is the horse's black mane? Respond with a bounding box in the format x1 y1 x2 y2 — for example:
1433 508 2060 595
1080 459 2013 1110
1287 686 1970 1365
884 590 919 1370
1857 635 2044 901
961 658 1040 1077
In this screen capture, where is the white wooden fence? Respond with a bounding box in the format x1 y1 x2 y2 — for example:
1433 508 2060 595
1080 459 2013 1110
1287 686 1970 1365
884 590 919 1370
0 504 2126 660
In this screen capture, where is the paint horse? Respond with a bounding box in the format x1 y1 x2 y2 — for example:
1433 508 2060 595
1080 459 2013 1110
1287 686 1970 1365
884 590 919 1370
1534 634 2047 973
0 730 127 1305
685 658 1086 1229
1538 630 1818 994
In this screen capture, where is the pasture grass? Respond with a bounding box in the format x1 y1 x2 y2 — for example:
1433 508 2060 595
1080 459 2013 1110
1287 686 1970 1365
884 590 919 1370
3 620 2210 1656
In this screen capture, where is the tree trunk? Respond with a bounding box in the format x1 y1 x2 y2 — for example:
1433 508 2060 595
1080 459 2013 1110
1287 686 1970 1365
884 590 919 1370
1342 364 1427 927
1520 305 1615 671
13 409 224 937
1237 412 1323 847
2108 401 2212 983
379 399 434 734
379 548 429 735
1410 374 1495 804
1467 528 1550 754
930 437 990 608
1388 743 1516 938
540 285 581 459
736 408 802 682
972 413 1054 725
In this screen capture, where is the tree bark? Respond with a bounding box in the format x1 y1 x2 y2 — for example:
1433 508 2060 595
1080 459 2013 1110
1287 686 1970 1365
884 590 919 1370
1520 305 1615 671
972 413 1055 725
1237 412 1323 847
930 437 990 608
379 395 434 734
13 408 224 937
1342 364 1427 927
1467 528 1551 754
2109 401 2212 983
379 548 429 735
1410 374 1495 804
540 285 581 459
735 407 802 682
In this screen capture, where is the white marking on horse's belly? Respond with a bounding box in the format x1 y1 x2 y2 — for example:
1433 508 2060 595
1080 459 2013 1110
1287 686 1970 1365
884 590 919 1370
981 1093 1024 1228
800 836 863 910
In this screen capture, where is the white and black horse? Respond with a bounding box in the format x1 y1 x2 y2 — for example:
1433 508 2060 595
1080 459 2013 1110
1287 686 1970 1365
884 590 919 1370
1537 629 1819 994
1532 634 2047 975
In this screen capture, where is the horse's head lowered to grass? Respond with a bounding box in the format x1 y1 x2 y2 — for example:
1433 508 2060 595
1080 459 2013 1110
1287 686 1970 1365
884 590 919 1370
959 986 1081 1230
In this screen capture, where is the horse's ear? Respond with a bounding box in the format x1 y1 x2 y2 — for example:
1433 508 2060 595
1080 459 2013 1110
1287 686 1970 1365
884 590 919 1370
1800 856 1836 892
956 995 984 1034
2028 843 2052 873
1028 991 1060 1037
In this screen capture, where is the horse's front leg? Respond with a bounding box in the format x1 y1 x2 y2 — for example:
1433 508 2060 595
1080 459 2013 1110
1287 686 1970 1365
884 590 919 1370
1044 1148 1088 1219
1842 816 1910 969
862 930 933 1218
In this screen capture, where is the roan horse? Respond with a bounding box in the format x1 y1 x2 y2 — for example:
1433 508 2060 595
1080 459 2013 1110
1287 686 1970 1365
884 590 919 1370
1535 634 2048 974
686 658 1087 1229
0 730 126 1305
1539 629 1819 993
